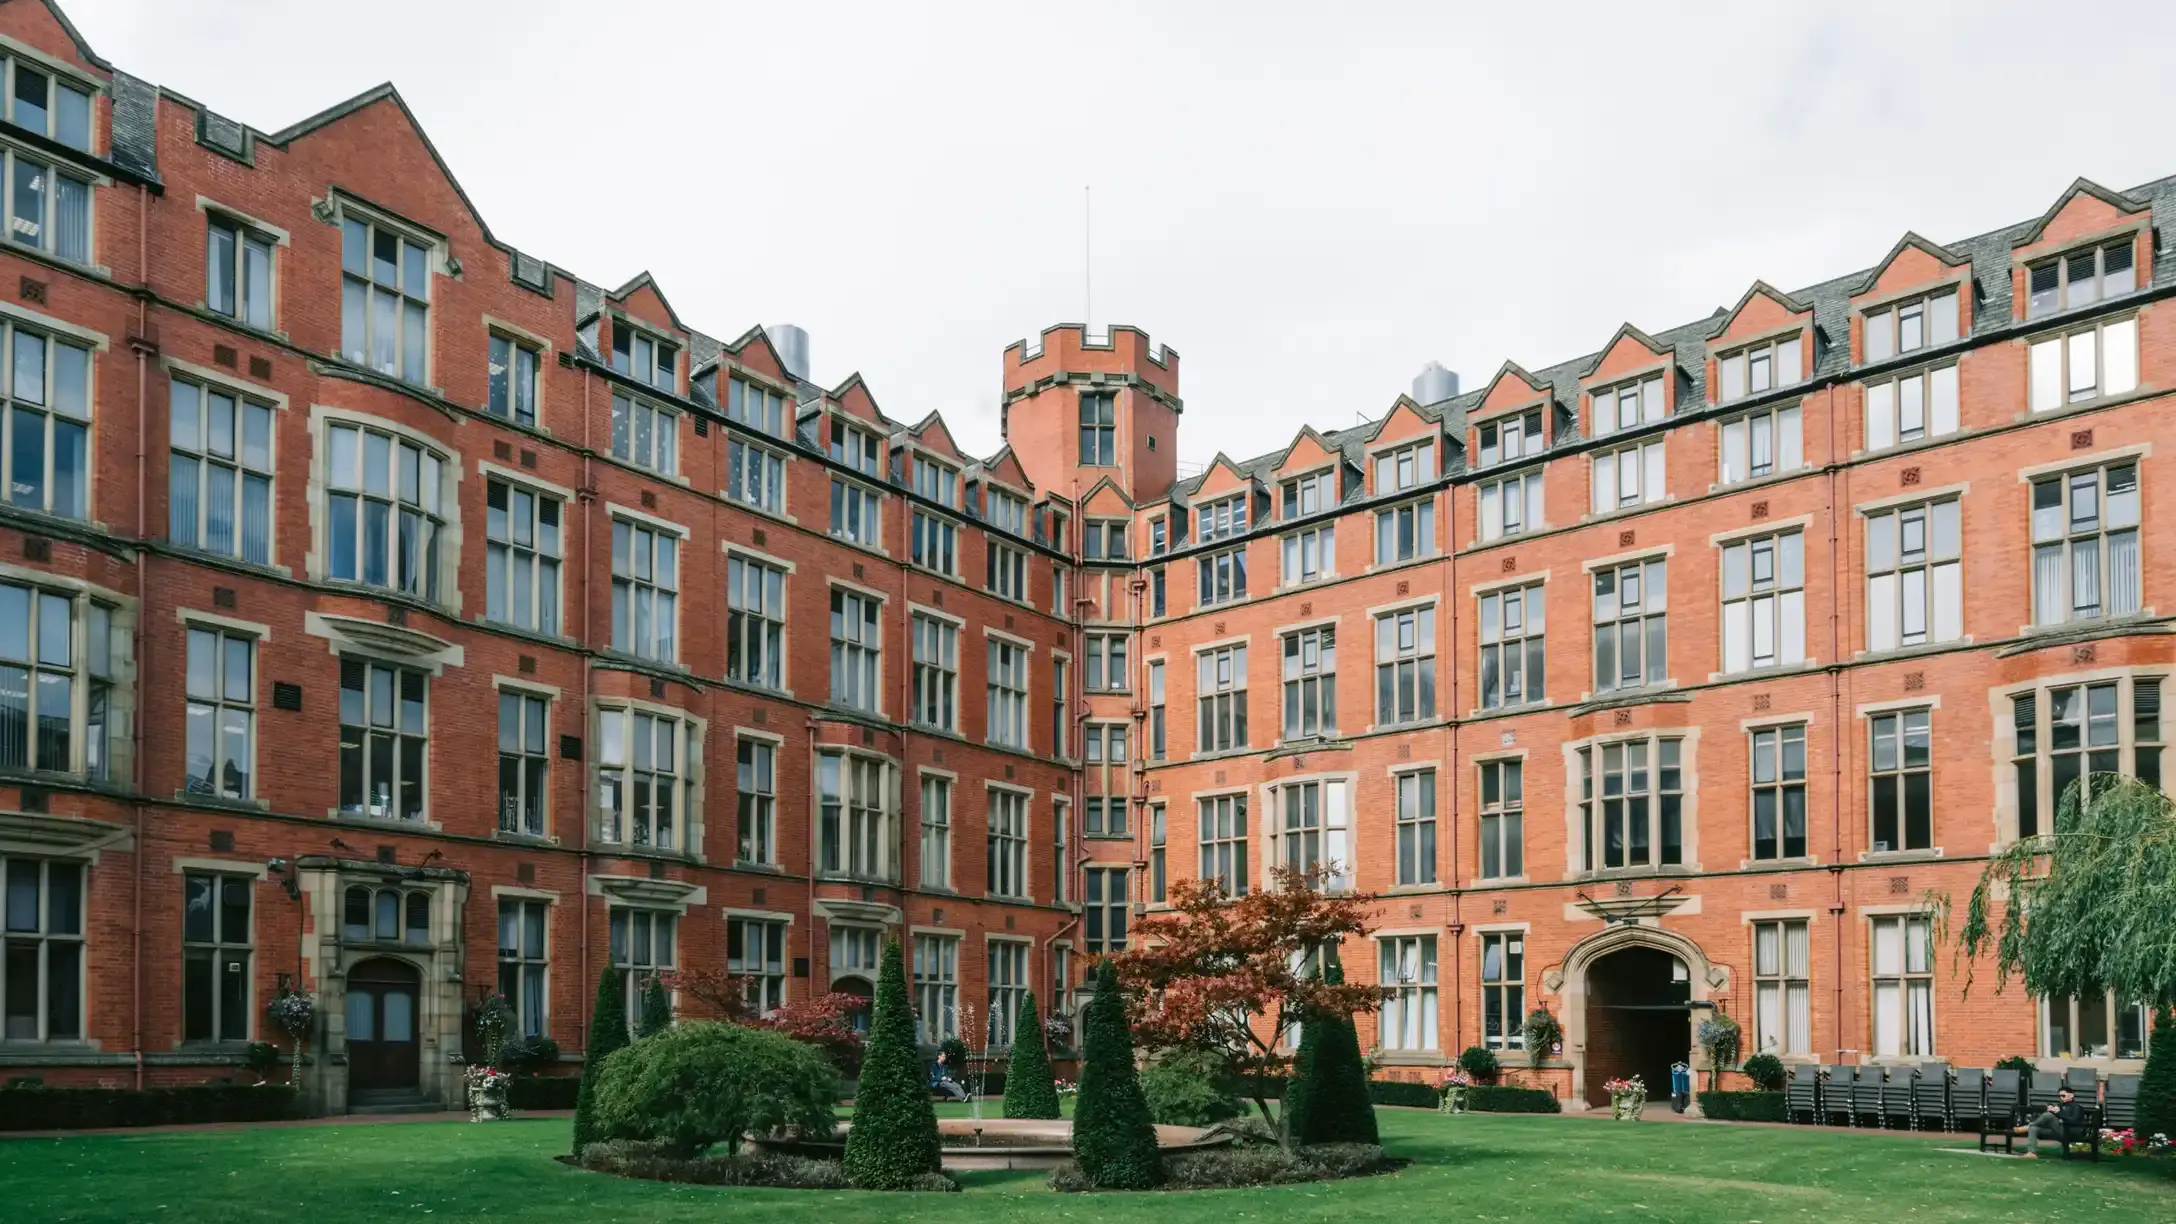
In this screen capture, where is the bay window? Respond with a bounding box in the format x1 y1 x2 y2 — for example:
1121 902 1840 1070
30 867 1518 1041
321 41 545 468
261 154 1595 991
597 708 695 850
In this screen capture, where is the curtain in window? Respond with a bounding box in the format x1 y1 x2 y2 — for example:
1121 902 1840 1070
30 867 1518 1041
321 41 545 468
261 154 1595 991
53 175 87 263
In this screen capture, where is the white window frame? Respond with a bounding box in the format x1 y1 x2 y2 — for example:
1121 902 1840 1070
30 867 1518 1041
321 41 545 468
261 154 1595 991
337 658 429 822
1863 364 1958 451
913 933 959 1042
919 775 951 889
595 706 695 851
736 736 776 865
1869 710 1931 854
727 915 787 1016
322 420 446 600
1478 583 1544 711
1280 523 1335 585
1751 919 1811 1056
817 750 893 880
168 374 272 561
1865 499 1961 653
1749 723 1808 861
1396 768 1439 885
1720 530 1806 674
1480 930 1524 1050
1196 643 1248 752
1719 402 1802 484
1590 439 1666 514
1869 914 1935 1057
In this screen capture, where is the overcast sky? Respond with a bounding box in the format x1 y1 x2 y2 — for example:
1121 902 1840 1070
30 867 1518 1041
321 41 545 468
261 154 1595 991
63 0 2176 466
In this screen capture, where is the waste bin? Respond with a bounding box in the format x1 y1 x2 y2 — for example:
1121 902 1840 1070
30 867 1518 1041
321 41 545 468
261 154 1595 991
1670 1062 1692 1113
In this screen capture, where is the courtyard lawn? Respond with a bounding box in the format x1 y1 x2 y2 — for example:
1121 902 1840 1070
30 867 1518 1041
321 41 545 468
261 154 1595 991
3 1107 2171 1224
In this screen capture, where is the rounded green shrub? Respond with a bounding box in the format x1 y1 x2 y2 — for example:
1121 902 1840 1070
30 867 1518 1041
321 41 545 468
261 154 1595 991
1140 1047 1243 1127
589 1021 838 1158
1739 1052 1786 1091
842 939 944 1189
1073 960 1162 1188
1457 1045 1501 1083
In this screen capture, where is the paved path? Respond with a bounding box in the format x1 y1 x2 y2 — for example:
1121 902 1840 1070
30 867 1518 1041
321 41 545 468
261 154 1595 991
0 1109 572 1141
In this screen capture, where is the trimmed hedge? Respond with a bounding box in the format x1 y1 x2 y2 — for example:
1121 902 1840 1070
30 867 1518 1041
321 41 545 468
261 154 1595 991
508 1075 581 1110
0 1084 298 1131
1464 1085 1560 1114
1697 1090 1788 1122
1234 1074 1542 1112
1363 1080 1441 1109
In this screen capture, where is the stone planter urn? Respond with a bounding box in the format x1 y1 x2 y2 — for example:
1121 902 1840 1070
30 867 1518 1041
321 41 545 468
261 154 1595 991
1606 1077 1647 1121
1439 1085 1470 1115
466 1068 511 1122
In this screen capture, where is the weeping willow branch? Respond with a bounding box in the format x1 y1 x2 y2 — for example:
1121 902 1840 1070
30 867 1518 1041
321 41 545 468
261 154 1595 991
1934 777 2176 1008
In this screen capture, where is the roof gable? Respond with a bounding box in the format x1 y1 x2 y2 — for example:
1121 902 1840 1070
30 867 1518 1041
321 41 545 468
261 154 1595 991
2013 178 2149 252
829 375 885 428
1705 281 1812 345
723 326 794 385
1081 476 1135 516
1367 397 1437 449
1582 323 1672 382
908 413 965 464
4 0 109 73
1192 454 1255 500
269 86 501 253
1273 427 1339 477
611 273 686 335
979 447 1032 493
1849 233 1968 298
1474 361 1551 419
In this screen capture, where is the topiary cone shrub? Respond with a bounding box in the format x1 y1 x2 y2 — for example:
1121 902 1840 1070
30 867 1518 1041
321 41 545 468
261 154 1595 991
637 973 672 1039
1282 964 1377 1147
1072 960 1162 1189
1002 990 1062 1119
2139 1005 2176 1141
842 938 943 1189
572 967 629 1156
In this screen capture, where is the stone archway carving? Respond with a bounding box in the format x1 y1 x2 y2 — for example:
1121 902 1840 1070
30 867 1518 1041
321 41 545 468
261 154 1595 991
1544 923 1726 1111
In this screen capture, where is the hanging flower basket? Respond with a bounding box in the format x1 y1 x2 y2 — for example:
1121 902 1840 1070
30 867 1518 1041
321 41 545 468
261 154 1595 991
1438 1070 1473 1114
265 988 317 1087
465 1064 512 1123
1604 1075 1647 1121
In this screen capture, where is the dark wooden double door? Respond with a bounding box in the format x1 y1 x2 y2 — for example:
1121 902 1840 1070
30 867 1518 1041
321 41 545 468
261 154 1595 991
346 958 421 1092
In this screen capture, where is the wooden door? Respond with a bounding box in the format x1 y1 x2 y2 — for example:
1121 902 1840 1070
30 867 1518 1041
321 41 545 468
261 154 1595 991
346 958 421 1091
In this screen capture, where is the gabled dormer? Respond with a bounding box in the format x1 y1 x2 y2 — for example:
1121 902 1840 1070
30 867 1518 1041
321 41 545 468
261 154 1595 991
716 326 798 441
1080 476 1135 562
1468 361 1552 469
606 273 685 396
1581 323 1675 439
2012 178 2151 322
823 374 888 482
1271 426 1342 521
1847 234 1969 366
1189 454 1260 544
1365 397 1441 497
1705 282 1813 404
904 412 966 510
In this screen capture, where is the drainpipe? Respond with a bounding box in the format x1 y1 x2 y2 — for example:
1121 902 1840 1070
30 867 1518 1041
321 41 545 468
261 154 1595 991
578 353 593 1052
1826 383 1848 1062
1441 460 1463 1054
129 180 152 1091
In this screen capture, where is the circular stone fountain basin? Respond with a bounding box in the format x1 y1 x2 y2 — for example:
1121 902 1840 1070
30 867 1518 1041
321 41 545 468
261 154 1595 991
752 1117 1228 1171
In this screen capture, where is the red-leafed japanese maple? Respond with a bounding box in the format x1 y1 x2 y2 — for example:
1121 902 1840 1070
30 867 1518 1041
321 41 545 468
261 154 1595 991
1113 867 1383 1126
663 968 866 1074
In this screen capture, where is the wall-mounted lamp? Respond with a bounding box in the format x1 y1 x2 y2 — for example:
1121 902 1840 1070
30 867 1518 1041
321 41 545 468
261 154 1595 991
266 857 301 901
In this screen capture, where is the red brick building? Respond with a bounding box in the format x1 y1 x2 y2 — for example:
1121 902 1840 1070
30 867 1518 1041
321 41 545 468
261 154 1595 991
0 0 2165 1114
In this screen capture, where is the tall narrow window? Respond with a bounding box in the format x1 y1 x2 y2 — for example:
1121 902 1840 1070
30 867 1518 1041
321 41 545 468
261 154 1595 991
5 326 93 521
1378 935 1438 1052
608 908 675 1027
1867 710 1932 853
1197 644 1248 752
1147 660 1165 760
727 918 787 1014
1480 932 1524 1050
596 709 692 850
168 378 272 562
1051 799 1069 905
919 775 951 889
1476 760 1520 879
1479 583 1545 710
829 589 881 712
1578 736 1685 870
495 690 548 836
183 627 254 801
1590 439 1666 513
1149 805 1167 903
987 940 1028 1047
1084 867 1128 953
1281 626 1337 740
1396 768 1439 885
987 639 1029 749
736 738 776 865
1863 365 1959 450
496 899 548 1038
1083 724 1129 837
337 660 427 822
1053 656 1071 758
912 934 958 1042
2031 463 2140 626
1865 500 1961 652
1592 558 1667 693
485 334 539 427
817 752 891 879
725 556 785 690
609 393 677 475
485 480 561 635
1751 920 1810 1056
0 856 83 1041
910 614 958 732
1749 724 1807 860
182 872 252 1042
2029 317 2139 411
1719 402 1802 483
1198 794 1248 896
610 519 679 662
1078 392 1116 465
987 540 1029 601
324 423 444 600
339 216 430 383
1374 606 1436 725
0 581 96 775
1870 914 1934 1057
988 790 1028 899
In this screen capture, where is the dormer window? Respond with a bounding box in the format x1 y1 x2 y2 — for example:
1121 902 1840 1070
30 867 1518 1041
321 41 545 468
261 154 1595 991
1197 493 1247 543
1373 439 1436 494
726 377 788 437
611 324 676 392
2027 239 2135 319
912 455 957 507
339 214 432 384
6 60 92 152
1477 410 1542 466
1863 290 1958 362
1149 516 1166 555
1717 334 1803 402
830 418 880 477
1590 374 1663 438
1084 520 1127 561
986 487 1028 536
1280 469 1334 519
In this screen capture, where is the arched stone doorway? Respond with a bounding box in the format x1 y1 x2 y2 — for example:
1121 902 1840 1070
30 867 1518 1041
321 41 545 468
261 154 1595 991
1546 924 1726 1110
346 957 423 1097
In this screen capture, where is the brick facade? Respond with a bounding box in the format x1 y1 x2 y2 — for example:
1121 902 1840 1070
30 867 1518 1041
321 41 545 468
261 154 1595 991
0 0 2164 1113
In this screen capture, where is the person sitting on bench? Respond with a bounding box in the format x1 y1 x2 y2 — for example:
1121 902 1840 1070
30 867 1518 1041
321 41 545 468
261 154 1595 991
930 1052 969 1101
2023 1087 2092 1156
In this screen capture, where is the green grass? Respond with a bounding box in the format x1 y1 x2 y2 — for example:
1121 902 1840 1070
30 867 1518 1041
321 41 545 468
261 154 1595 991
2 1106 2170 1223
